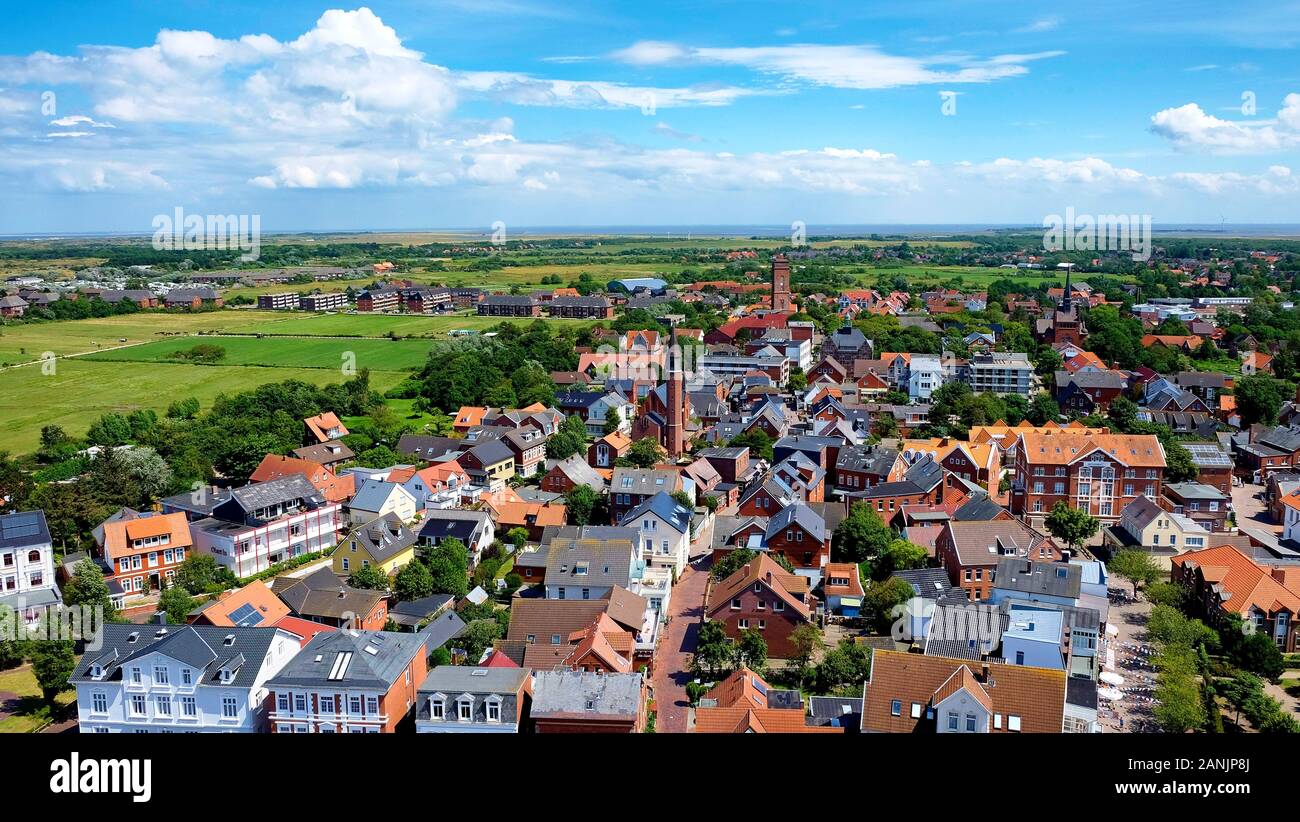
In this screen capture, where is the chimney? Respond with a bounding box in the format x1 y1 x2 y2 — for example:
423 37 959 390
154 612 168 626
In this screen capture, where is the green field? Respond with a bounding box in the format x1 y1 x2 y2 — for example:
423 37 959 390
82 335 436 372
0 358 406 454
0 311 292 366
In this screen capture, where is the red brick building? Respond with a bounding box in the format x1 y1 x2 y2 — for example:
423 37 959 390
1010 431 1166 528
934 519 1063 602
705 554 814 659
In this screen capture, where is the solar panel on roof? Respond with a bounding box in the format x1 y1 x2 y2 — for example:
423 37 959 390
228 602 264 627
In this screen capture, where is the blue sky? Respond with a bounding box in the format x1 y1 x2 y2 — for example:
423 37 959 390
1 1 1299 233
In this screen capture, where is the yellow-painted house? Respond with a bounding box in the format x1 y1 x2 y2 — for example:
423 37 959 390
333 513 419 580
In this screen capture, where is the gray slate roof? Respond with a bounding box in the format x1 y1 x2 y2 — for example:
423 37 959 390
0 510 50 549
267 629 427 690
70 623 282 689
531 670 643 719
993 558 1081 599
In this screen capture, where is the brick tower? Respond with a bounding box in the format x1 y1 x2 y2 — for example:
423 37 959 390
665 343 686 457
771 254 793 312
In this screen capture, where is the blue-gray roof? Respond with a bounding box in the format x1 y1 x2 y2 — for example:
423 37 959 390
70 623 283 689
766 502 826 543
268 629 428 690
350 478 410 513
620 491 692 534
0 510 50 549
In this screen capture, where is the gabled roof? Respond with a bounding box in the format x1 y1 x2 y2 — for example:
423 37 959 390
993 558 1081 600
350 478 415 513
766 503 826 544
942 519 1052 567
272 567 387 621
71 624 286 689
1015 431 1165 468
417 509 492 545
1172 545 1300 618
620 491 692 533
268 629 426 690
345 513 418 564
708 554 811 620
863 649 1066 733
101 512 192 561
304 411 348 443
251 454 354 503
193 580 290 628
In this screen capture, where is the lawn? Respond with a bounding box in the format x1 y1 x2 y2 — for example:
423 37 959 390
82 335 436 372
0 664 74 733
0 358 406 454
342 397 453 437
0 310 293 366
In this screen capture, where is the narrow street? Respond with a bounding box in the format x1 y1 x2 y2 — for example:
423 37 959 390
651 554 711 733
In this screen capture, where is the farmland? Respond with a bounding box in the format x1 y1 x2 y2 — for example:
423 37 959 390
0 310 291 366
83 335 436 372
0 358 407 455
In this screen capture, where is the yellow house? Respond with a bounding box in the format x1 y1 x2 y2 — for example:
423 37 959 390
333 514 418 579
1108 495 1209 569
458 441 516 492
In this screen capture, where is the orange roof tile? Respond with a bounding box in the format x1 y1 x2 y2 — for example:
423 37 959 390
303 411 348 443
194 580 290 627
1172 545 1300 618
103 513 192 561
693 706 842 733
1015 431 1165 468
251 454 354 503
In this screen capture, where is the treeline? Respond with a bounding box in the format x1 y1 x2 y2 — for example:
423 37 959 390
402 320 580 412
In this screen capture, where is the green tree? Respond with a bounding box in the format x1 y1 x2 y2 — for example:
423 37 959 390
1108 548 1160 597
863 577 916 633
427 538 470 597
174 554 234 595
1164 441 1199 483
30 638 77 704
623 437 664 468
0 605 27 669
506 527 529 551
1231 630 1286 681
63 560 118 620
833 502 893 564
734 629 768 672
813 639 874 694
394 560 435 601
602 408 623 435
1237 374 1289 426
1145 581 1191 609
1043 501 1098 556
565 485 598 526
1106 396 1139 433
159 584 195 625
1153 645 1205 733
1026 392 1060 426
455 618 501 664
348 565 389 591
789 623 825 669
691 620 735 679
872 539 929 581
726 429 774 462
